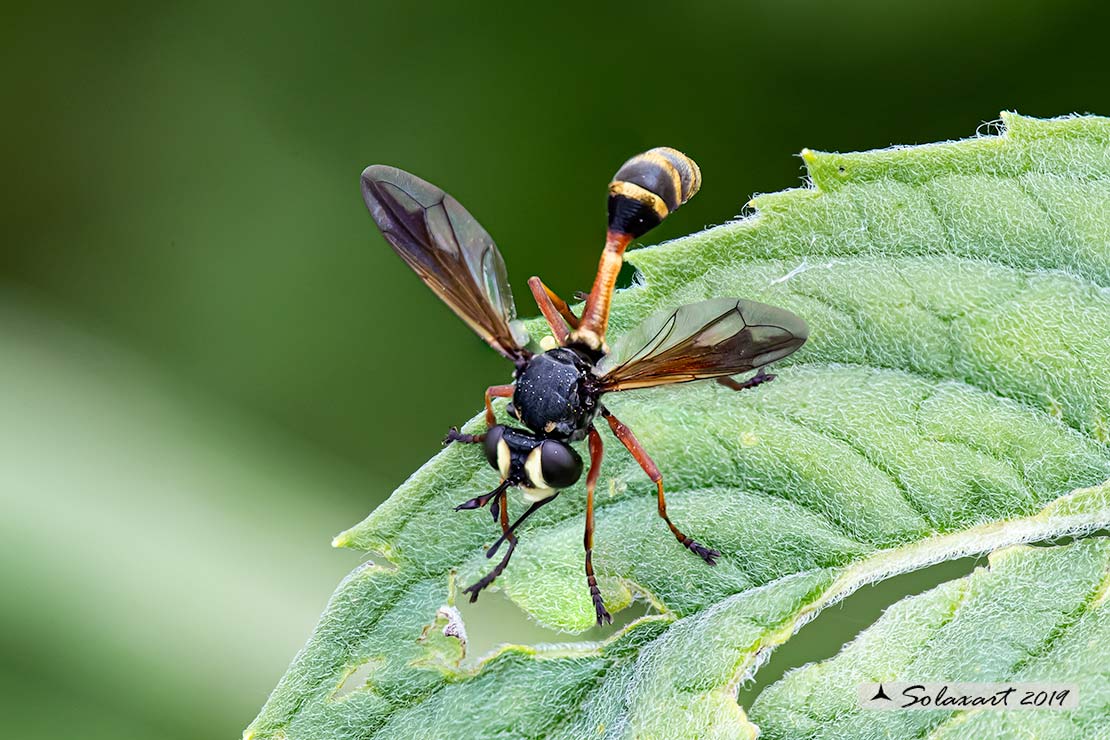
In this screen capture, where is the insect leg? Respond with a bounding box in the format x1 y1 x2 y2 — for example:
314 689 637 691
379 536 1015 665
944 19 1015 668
527 276 580 334
462 487 516 602
446 384 516 445
443 428 483 445
584 425 611 625
486 492 561 557
484 384 514 427
601 408 719 565
525 277 569 345
717 367 776 392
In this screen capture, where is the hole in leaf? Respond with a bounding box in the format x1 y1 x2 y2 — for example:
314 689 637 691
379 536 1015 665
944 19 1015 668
736 555 984 708
333 656 386 699
615 260 640 291
1027 527 1109 548
458 588 655 664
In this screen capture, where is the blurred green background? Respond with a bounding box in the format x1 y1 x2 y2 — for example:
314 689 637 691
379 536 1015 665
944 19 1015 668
3 1 1109 737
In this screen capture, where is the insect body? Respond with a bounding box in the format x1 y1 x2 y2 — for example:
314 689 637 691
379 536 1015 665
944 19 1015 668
361 148 808 625
511 346 599 441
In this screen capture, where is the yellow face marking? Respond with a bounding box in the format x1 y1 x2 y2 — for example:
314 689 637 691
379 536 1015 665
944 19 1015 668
539 334 559 351
524 445 547 489
521 486 557 503
608 181 668 219
496 438 511 480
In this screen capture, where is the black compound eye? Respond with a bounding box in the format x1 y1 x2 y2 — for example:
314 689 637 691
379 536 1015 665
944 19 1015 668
483 425 506 470
538 440 583 489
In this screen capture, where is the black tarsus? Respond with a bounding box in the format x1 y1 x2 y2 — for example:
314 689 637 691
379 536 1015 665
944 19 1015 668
462 487 516 602
583 425 611 625
462 540 515 602
444 427 484 445
586 549 611 625
716 367 776 392
459 487 561 602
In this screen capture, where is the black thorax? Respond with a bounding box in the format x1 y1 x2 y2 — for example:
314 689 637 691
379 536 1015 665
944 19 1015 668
511 347 601 442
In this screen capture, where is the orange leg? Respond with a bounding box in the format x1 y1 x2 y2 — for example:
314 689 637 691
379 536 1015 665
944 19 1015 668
443 384 514 445
584 425 611 625
527 277 571 344
484 384 514 427
601 408 719 565
528 276 580 329
569 230 633 351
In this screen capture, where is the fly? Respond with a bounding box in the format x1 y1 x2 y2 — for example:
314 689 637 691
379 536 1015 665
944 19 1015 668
360 147 808 625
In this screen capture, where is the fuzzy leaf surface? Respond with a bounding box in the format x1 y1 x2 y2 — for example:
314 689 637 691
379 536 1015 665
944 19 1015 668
247 113 1110 740
750 538 1110 740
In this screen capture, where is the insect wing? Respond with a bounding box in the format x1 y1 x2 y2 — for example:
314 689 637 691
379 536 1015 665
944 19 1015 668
361 165 529 360
596 297 808 391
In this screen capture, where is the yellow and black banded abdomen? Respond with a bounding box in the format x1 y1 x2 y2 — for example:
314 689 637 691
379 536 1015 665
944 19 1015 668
608 147 701 237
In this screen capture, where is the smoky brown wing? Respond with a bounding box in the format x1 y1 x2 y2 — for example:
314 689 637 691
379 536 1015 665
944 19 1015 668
596 297 808 391
361 165 529 360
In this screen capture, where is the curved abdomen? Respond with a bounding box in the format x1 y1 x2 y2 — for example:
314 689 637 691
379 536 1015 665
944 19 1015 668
573 147 702 350
608 147 701 238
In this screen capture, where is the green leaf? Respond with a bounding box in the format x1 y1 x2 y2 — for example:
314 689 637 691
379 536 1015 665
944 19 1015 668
750 537 1110 739
246 113 1110 740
